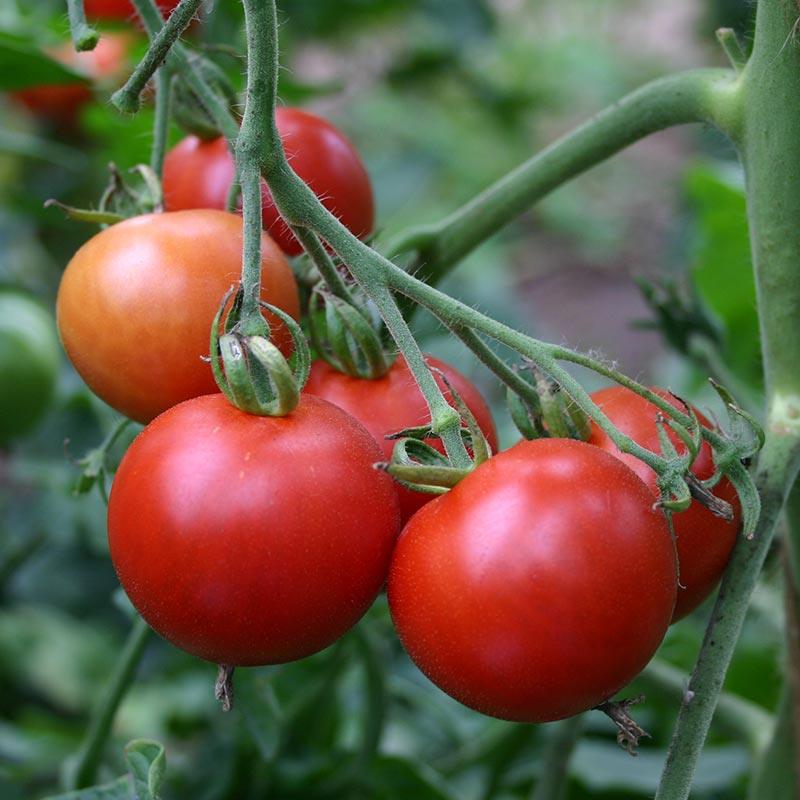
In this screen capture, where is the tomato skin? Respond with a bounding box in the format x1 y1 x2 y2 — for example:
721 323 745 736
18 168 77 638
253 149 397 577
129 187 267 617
56 210 300 424
163 108 375 255
108 393 401 665
587 386 741 621
388 439 677 722
13 34 130 125
0 291 59 446
83 0 180 20
304 355 498 522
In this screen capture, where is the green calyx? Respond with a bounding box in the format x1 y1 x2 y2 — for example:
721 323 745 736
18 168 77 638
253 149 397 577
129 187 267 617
45 163 163 227
507 364 590 442
307 287 391 379
381 368 492 493
210 287 311 417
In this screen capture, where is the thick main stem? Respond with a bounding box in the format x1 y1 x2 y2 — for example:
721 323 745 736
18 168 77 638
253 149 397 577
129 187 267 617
656 1 800 795
655 436 799 799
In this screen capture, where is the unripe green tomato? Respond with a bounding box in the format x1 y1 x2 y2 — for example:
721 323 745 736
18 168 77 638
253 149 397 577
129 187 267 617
0 290 59 446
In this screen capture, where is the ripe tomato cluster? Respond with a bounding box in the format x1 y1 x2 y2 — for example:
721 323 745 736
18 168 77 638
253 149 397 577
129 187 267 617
56 105 740 726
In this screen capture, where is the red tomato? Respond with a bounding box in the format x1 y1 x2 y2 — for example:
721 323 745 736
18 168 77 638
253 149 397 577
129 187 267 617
13 34 130 126
57 210 300 424
587 386 741 621
388 438 677 722
108 393 401 665
83 0 180 20
163 108 375 255
304 355 498 522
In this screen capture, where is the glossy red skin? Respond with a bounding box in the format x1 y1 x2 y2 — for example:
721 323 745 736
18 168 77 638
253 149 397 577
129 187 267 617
13 34 130 125
388 439 677 722
57 210 300 424
163 108 375 255
304 355 498 522
84 0 180 20
108 393 401 665
587 386 741 621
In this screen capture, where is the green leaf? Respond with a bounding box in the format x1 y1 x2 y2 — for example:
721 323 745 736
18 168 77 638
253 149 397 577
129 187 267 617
43 740 165 800
685 162 762 388
367 755 457 799
0 32 87 91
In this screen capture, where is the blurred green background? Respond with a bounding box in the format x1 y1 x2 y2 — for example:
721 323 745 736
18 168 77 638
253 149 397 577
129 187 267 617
0 1 776 798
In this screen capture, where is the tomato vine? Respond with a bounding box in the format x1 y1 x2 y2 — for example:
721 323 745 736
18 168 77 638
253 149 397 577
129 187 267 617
60 0 800 797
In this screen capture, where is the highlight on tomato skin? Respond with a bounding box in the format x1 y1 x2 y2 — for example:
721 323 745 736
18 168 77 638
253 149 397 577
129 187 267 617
304 354 498 522
388 438 678 723
56 209 300 425
587 385 741 621
107 393 402 666
162 107 375 255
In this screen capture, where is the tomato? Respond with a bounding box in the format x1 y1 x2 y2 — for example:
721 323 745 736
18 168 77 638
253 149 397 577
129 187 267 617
304 355 498 522
83 0 180 20
13 34 130 126
0 291 59 447
57 210 300 424
163 108 375 255
388 438 677 722
587 386 741 621
108 393 401 665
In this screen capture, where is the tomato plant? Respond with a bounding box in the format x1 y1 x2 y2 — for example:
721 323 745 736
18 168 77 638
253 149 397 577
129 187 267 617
304 354 498 521
56 210 300 424
8 0 799 796
0 290 59 446
163 108 375 255
108 393 400 665
587 386 741 620
13 33 131 126
388 438 677 722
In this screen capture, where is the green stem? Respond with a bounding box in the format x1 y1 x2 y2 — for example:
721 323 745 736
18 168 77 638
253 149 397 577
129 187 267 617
235 0 269 323
740 0 800 402
450 326 541 411
112 0 205 114
150 67 172 180
66 0 98 51
290 226 355 304
656 1 800 794
655 434 800 800
129 0 239 143
716 28 748 73
239 0 470 466
386 69 742 282
530 715 584 800
638 659 772 755
63 616 151 790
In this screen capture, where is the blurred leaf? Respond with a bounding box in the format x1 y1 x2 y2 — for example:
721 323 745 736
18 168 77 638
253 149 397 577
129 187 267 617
0 32 87 90
368 755 457 799
43 739 165 800
571 739 749 795
0 605 117 711
0 130 86 170
685 163 762 388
